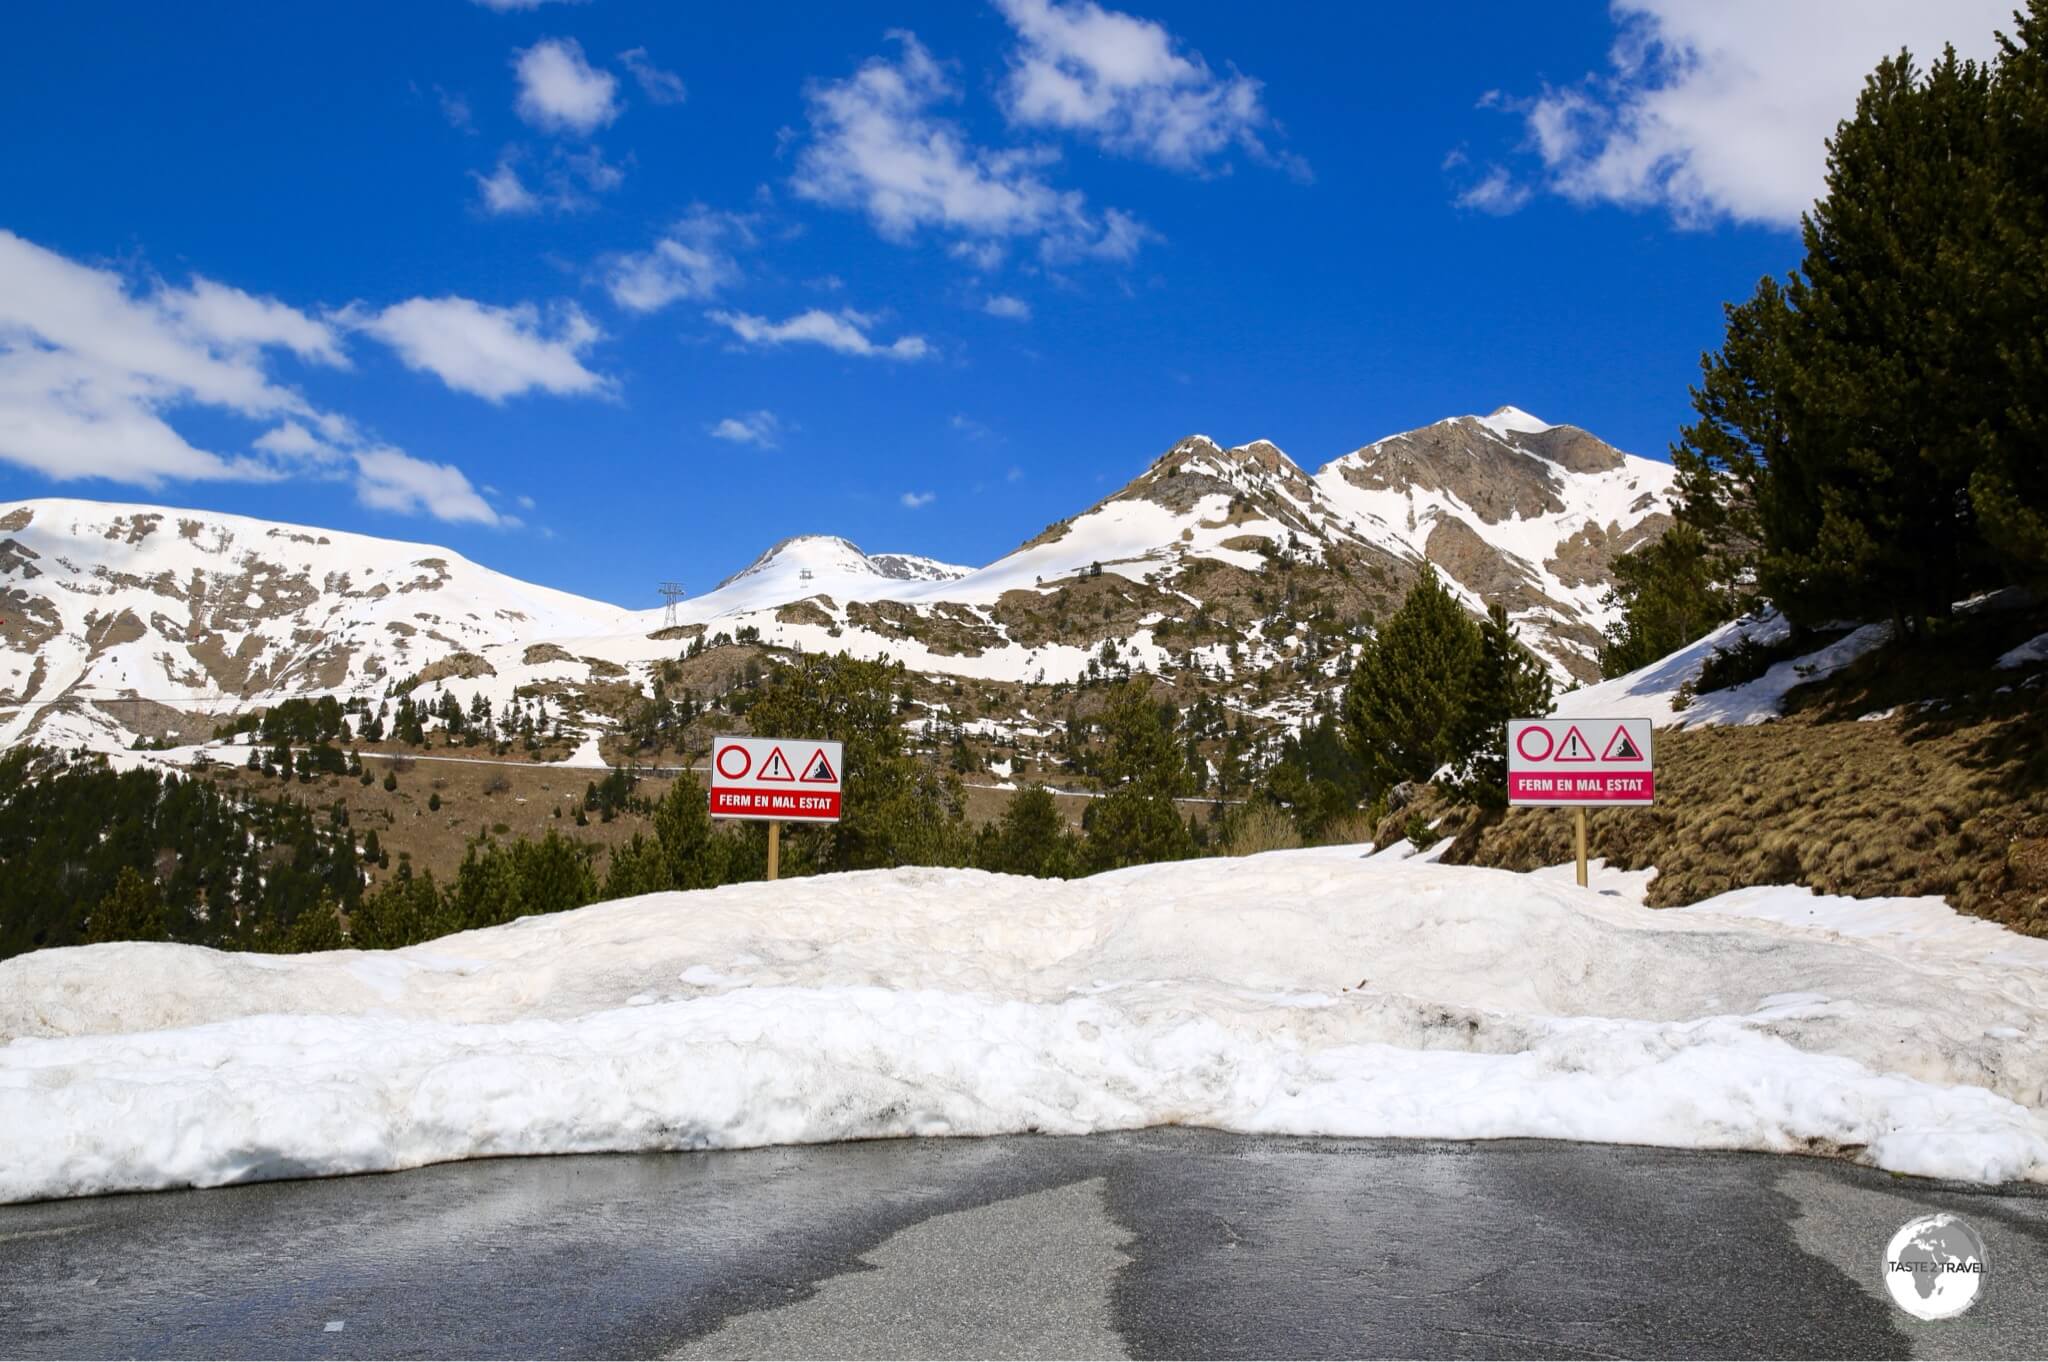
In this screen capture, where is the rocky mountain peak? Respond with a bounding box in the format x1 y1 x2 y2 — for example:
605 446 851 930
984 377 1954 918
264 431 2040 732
1323 411 1636 525
1114 433 1320 515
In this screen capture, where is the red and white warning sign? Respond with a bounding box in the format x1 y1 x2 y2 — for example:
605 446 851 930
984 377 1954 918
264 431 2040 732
709 735 843 822
1506 717 1654 806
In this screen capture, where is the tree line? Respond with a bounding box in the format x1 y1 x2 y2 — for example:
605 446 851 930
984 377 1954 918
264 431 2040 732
11 582 1554 960
1603 5 2048 673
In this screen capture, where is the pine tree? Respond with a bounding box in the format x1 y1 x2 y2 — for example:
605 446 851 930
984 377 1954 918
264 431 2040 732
1976 3 2048 586
652 769 729 889
282 898 345 953
84 866 168 945
350 869 447 949
1448 603 1555 810
747 653 966 873
979 784 1080 878
601 832 674 899
1081 681 1193 872
509 830 598 916
1674 21 2048 629
1341 570 1482 790
1598 523 1736 677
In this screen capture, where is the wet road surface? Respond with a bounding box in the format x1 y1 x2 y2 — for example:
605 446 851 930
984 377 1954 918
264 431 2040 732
1 1130 2044 1359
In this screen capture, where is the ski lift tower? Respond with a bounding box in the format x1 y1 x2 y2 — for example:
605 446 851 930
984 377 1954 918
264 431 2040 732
658 581 686 629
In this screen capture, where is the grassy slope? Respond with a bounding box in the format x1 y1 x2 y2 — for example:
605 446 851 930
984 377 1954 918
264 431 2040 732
1398 601 2048 935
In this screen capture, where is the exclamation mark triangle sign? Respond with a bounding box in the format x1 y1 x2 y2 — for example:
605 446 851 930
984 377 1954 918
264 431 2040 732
801 748 837 783
1555 725 1596 761
1602 728 1643 762
758 746 795 781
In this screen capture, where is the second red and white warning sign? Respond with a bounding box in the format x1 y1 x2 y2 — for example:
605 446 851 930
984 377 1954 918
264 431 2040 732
709 735 844 822
1506 717 1654 806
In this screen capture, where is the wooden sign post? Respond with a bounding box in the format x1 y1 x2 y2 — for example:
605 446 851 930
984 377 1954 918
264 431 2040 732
1573 807 1588 888
708 735 842 883
1506 718 1655 891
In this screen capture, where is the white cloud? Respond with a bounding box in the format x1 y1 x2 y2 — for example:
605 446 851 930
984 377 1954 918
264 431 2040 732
620 47 687 105
563 145 624 193
344 296 609 401
982 294 1032 321
708 307 931 361
473 158 541 215
1454 165 1531 216
353 447 502 524
513 38 620 136
900 490 936 508
0 230 501 524
949 240 1007 271
161 277 350 366
604 208 749 312
791 33 1147 263
709 410 784 447
1497 0 2009 227
252 421 324 457
473 145 624 215
994 0 1300 176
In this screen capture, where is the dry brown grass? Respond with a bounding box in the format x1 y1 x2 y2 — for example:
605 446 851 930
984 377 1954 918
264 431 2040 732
1316 810 1378 848
1220 802 1302 857
1383 677 2048 935
213 755 679 887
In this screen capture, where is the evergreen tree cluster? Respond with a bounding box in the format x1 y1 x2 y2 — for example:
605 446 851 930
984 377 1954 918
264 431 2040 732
0 749 366 960
1607 5 2048 663
1339 571 1553 811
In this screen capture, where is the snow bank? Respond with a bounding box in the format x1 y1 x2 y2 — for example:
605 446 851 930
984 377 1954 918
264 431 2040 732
5 850 2048 1202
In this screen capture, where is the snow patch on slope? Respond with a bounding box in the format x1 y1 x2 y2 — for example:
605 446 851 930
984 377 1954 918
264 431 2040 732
1555 611 1893 728
1476 405 1554 437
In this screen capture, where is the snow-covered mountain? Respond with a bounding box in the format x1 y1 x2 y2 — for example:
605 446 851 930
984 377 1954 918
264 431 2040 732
701 536 971 616
0 499 631 752
1 407 1676 754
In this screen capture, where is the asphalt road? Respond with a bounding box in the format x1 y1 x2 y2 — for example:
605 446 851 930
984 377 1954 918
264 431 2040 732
1 1131 2043 1360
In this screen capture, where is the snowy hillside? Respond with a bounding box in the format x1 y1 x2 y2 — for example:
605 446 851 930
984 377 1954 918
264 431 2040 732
697 535 971 616
4 847 2045 1202
0 498 630 753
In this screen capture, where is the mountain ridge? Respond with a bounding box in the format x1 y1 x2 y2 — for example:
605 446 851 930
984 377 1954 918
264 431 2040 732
1 407 1676 756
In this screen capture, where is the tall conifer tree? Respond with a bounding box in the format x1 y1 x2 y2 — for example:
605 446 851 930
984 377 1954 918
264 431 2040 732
1342 570 1482 789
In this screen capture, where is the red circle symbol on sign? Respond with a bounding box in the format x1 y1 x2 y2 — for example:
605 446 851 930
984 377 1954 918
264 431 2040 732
715 745 752 779
1515 726 1555 762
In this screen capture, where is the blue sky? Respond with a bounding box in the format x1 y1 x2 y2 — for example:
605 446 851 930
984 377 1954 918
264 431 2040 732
0 1 2015 604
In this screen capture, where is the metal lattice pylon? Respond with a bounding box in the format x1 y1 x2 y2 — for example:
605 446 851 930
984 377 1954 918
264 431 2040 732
658 581 686 628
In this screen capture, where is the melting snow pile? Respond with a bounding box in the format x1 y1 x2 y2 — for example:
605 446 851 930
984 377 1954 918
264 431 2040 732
5 848 2048 1202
